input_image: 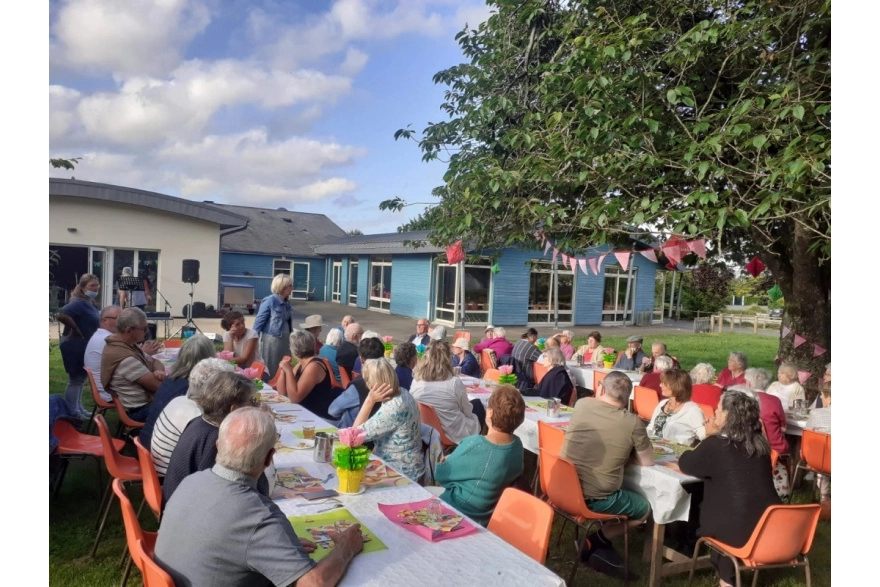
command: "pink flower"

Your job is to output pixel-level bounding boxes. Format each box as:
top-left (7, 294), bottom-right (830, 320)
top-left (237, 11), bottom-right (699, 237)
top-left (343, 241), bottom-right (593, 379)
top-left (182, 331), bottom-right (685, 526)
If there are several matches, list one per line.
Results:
top-left (243, 367), bottom-right (259, 379)
top-left (498, 365), bottom-right (514, 375)
top-left (382, 336), bottom-right (394, 343)
top-left (234, 366), bottom-right (244, 374)
top-left (217, 350), bottom-right (234, 360)
top-left (338, 427), bottom-right (367, 447)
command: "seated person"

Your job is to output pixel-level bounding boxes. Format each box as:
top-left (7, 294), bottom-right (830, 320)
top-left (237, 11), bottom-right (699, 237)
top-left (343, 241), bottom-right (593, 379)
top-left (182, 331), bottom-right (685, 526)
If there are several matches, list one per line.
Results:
top-left (510, 328), bottom-right (542, 388)
top-left (353, 330), bottom-right (382, 373)
top-left (275, 330), bottom-right (343, 421)
top-left (84, 305), bottom-right (126, 403)
top-left (642, 341), bottom-right (680, 372)
top-left (149, 358), bottom-right (234, 476)
top-left (318, 328), bottom-right (344, 383)
top-left (637, 355), bottom-right (674, 401)
top-left (524, 348), bottom-right (574, 405)
top-left (101, 308), bottom-right (167, 422)
top-left (220, 310), bottom-right (265, 371)
top-left (155, 408), bottom-right (363, 586)
top-left (613, 335), bottom-right (648, 371)
top-left (476, 324), bottom-right (495, 346)
top-left (139, 334), bottom-right (216, 449)
top-left (328, 337), bottom-right (387, 429)
top-left (715, 352), bottom-right (748, 389)
top-left (429, 325), bottom-right (448, 342)
top-left (407, 318), bottom-right (432, 346)
top-left (680, 391), bottom-right (780, 587)
top-left (336, 323), bottom-right (364, 374)
top-left (473, 326), bottom-right (514, 359)
top-left (435, 385), bottom-right (526, 526)
top-left (451, 339), bottom-right (480, 377)
top-left (393, 342), bottom-right (418, 390)
top-left (577, 330), bottom-right (607, 365)
top-left (765, 361), bottom-right (806, 409)
top-left (647, 370), bottom-right (706, 445)
top-left (806, 380), bottom-right (831, 515)
top-left (560, 371), bottom-right (654, 578)
top-left (548, 330), bottom-right (576, 360)
top-left (690, 363), bottom-right (722, 408)
top-left (353, 358), bottom-right (425, 482)
top-left (162, 372), bottom-right (265, 508)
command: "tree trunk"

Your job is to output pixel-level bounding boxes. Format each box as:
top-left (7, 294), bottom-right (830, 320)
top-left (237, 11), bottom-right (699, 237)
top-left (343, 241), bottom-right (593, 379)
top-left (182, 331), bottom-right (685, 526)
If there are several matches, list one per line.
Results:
top-left (752, 222), bottom-right (831, 400)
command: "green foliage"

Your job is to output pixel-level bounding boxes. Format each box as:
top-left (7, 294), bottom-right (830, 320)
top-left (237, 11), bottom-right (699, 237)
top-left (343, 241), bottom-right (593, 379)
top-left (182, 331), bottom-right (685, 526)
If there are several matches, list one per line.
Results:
top-left (50, 157), bottom-right (81, 170)
top-left (680, 263), bottom-right (734, 313)
top-left (332, 445), bottom-right (371, 470)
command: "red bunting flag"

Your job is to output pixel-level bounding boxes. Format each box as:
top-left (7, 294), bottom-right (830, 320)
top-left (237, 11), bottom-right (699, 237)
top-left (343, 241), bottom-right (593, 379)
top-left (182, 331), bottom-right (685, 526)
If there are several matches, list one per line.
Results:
top-left (639, 249), bottom-right (658, 263)
top-left (614, 252), bottom-right (630, 271)
top-left (812, 344), bottom-right (827, 357)
top-left (793, 334), bottom-right (807, 348)
top-left (745, 256), bottom-right (765, 278)
top-left (445, 241), bottom-right (466, 264)
top-left (797, 370), bottom-right (811, 384)
top-left (781, 326), bottom-right (791, 338)
top-left (662, 237), bottom-right (690, 265)
top-left (588, 257), bottom-right (598, 275)
top-left (687, 238), bottom-right (707, 259)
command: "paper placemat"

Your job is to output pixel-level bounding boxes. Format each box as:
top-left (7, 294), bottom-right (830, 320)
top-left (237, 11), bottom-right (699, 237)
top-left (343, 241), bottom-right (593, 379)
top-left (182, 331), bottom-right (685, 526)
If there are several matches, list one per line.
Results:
top-left (361, 460), bottom-right (413, 489)
top-left (288, 509), bottom-right (386, 562)
top-left (273, 466), bottom-right (330, 499)
top-left (378, 498), bottom-right (477, 542)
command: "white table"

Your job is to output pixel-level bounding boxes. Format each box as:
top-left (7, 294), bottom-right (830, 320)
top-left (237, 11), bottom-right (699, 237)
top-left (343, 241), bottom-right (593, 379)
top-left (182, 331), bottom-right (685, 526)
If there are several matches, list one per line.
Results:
top-left (564, 362), bottom-right (643, 391)
top-left (264, 392), bottom-right (565, 587)
top-left (785, 412), bottom-right (808, 437)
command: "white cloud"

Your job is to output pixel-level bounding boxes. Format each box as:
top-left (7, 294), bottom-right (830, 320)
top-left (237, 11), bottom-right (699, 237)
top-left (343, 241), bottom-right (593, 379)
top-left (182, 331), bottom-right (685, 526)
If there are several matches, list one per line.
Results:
top-left (339, 48), bottom-right (369, 76)
top-left (50, 0), bottom-right (212, 76)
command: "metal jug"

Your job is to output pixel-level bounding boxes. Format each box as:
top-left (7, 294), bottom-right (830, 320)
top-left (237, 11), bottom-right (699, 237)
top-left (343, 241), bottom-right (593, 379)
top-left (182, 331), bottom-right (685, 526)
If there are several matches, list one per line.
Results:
top-left (313, 432), bottom-right (333, 463)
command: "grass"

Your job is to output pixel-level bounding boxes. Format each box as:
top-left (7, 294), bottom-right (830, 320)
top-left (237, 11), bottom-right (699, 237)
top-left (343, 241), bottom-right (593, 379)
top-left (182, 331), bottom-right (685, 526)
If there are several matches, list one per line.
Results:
top-left (49, 335), bottom-right (829, 587)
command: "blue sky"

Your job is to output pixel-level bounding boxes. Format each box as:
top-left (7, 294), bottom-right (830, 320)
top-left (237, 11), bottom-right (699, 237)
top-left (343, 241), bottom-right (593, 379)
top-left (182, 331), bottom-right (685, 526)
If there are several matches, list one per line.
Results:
top-left (48, 0), bottom-right (493, 233)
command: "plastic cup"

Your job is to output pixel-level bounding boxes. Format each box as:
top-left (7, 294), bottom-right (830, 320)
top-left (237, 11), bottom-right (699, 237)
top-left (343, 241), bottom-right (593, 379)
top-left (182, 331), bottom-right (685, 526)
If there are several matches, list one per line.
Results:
top-left (302, 424), bottom-right (316, 439)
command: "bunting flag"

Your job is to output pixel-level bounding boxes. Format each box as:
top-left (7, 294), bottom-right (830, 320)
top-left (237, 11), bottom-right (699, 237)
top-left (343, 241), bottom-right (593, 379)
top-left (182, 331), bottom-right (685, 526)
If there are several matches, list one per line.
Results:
top-left (445, 240), bottom-right (466, 264)
top-left (782, 326), bottom-right (791, 337)
top-left (797, 370), bottom-right (811, 384)
top-left (793, 334), bottom-right (807, 348)
top-left (578, 258), bottom-right (589, 276)
top-left (588, 257), bottom-right (598, 275)
top-left (561, 254), bottom-right (569, 270)
top-left (543, 239), bottom-right (552, 255)
top-left (687, 238), bottom-right (707, 259)
top-left (552, 247), bottom-right (559, 264)
top-left (639, 249), bottom-right (658, 263)
top-left (614, 252), bottom-right (630, 271)
top-left (812, 344), bottom-right (827, 358)
top-left (745, 256), bottom-right (765, 278)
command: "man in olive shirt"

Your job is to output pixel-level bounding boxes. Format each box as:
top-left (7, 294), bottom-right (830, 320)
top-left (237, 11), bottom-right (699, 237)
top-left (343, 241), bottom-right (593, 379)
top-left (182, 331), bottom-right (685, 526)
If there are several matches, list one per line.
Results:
top-left (560, 370), bottom-right (654, 578)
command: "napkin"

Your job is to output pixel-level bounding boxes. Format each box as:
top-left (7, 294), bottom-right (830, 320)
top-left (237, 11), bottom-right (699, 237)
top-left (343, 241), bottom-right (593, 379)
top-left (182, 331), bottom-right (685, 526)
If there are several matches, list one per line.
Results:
top-left (217, 350), bottom-right (234, 360)
top-left (378, 499), bottom-right (477, 543)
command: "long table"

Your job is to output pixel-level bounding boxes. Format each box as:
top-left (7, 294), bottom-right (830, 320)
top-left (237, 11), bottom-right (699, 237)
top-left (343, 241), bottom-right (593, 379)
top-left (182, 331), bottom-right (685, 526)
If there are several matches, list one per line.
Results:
top-left (564, 362), bottom-right (643, 390)
top-left (263, 390), bottom-right (565, 587)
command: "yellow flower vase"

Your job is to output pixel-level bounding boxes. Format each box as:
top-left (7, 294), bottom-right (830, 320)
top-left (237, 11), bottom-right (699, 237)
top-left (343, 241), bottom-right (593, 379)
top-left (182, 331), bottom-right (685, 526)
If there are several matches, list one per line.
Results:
top-left (603, 361), bottom-right (614, 369)
top-left (337, 467), bottom-right (366, 493)
top-left (384, 349), bottom-right (393, 358)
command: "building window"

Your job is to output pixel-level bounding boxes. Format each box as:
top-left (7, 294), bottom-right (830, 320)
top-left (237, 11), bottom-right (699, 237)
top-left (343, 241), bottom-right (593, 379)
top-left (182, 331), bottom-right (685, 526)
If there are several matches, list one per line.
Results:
top-left (602, 265), bottom-right (637, 324)
top-left (273, 259), bottom-right (292, 276)
top-left (434, 259), bottom-right (492, 325)
top-left (331, 262), bottom-right (342, 303)
top-left (528, 261), bottom-right (574, 324)
top-left (369, 258), bottom-right (392, 311)
top-left (348, 261), bottom-right (358, 305)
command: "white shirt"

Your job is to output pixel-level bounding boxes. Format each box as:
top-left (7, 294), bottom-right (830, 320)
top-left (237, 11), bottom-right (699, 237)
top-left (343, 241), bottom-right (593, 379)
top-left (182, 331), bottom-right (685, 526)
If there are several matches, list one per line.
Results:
top-left (409, 377), bottom-right (480, 444)
top-left (84, 327), bottom-right (113, 402)
top-left (150, 396), bottom-right (201, 476)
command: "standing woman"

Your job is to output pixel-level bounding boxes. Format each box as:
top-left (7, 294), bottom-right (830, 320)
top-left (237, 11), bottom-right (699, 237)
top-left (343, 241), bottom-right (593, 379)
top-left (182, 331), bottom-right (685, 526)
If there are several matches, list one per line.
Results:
top-left (57, 273), bottom-right (101, 417)
top-left (253, 274), bottom-right (294, 380)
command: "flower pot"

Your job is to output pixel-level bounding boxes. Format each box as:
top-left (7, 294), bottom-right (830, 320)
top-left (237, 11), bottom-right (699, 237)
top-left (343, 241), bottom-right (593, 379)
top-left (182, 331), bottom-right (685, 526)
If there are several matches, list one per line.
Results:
top-left (337, 467), bottom-right (365, 493)
top-left (603, 361), bottom-right (614, 369)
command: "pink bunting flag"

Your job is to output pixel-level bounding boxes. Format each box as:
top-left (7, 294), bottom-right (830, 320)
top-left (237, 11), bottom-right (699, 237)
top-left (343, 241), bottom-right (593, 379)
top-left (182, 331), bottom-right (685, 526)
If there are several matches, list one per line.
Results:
top-left (572, 259), bottom-right (578, 275)
top-left (781, 326), bottom-right (791, 338)
top-left (445, 241), bottom-right (466, 264)
top-left (797, 370), bottom-right (811, 384)
top-left (597, 253), bottom-right (608, 269)
top-left (588, 257), bottom-right (598, 275)
top-left (561, 254), bottom-right (569, 269)
top-left (687, 238), bottom-right (707, 259)
top-left (639, 249), bottom-right (658, 263)
top-left (793, 334), bottom-right (807, 348)
top-left (614, 252), bottom-right (630, 271)
top-left (662, 237), bottom-right (690, 265)
top-left (578, 258), bottom-right (589, 276)
top-left (812, 344), bottom-right (827, 357)
top-left (543, 239), bottom-right (552, 255)
top-left (552, 248), bottom-right (559, 264)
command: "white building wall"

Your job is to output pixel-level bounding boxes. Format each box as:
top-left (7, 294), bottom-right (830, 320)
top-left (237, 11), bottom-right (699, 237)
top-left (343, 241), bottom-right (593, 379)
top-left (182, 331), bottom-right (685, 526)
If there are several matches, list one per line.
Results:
top-left (50, 196), bottom-right (222, 314)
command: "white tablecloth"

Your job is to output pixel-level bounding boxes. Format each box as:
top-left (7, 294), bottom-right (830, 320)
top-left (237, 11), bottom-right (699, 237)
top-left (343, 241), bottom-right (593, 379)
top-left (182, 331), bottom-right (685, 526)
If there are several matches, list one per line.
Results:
top-left (785, 412), bottom-right (807, 437)
top-left (564, 362), bottom-right (643, 391)
top-left (265, 393), bottom-right (565, 587)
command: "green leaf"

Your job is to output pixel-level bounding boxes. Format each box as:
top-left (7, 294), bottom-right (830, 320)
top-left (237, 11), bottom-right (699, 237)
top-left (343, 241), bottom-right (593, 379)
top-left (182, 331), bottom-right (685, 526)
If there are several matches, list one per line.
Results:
top-left (697, 161), bottom-right (709, 180)
top-left (792, 105), bottom-right (805, 120)
top-left (666, 89), bottom-right (678, 104)
top-left (464, 213), bottom-right (472, 227)
top-left (752, 135), bottom-right (767, 149)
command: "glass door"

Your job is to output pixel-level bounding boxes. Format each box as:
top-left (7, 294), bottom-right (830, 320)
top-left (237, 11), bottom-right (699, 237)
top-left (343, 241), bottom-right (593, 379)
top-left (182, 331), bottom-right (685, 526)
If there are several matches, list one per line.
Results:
top-left (602, 266), bottom-right (637, 324)
top-left (89, 247), bottom-right (109, 307)
top-left (331, 262), bottom-right (342, 303)
top-left (528, 261), bottom-right (574, 324)
top-left (348, 261), bottom-right (358, 306)
top-left (369, 258), bottom-right (392, 311)
top-left (291, 262), bottom-right (311, 300)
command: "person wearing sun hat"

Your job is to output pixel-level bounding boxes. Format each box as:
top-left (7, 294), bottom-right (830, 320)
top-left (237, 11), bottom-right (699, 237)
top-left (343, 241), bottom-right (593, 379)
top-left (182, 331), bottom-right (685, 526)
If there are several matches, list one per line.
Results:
top-left (451, 339), bottom-right (480, 377)
top-left (300, 315), bottom-right (325, 353)
top-left (614, 335), bottom-right (647, 371)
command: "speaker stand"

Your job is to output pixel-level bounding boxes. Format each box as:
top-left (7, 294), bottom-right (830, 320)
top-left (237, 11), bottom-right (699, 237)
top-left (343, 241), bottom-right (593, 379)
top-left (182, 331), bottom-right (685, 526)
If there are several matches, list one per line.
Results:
top-left (169, 283), bottom-right (202, 339)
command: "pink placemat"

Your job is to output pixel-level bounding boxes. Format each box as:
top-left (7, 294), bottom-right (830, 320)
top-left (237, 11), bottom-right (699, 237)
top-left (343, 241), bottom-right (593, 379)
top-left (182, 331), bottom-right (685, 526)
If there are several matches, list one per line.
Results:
top-left (378, 498), bottom-right (477, 542)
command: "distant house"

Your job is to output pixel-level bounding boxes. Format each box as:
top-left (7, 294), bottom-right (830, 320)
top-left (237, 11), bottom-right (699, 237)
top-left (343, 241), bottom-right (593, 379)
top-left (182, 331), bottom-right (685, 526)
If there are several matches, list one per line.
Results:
top-left (211, 204), bottom-right (347, 304)
top-left (314, 231), bottom-right (664, 327)
top-left (49, 178), bottom-right (247, 313)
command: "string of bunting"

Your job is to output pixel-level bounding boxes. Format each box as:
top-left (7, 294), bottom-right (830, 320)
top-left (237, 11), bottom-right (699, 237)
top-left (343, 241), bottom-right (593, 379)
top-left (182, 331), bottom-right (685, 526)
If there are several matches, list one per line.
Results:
top-left (777, 326), bottom-right (828, 384)
top-left (534, 231), bottom-right (708, 276)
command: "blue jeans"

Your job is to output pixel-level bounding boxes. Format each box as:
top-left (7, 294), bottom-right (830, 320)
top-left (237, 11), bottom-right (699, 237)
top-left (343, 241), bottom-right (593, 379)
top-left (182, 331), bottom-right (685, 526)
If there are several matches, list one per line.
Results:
top-left (63, 373), bottom-right (87, 416)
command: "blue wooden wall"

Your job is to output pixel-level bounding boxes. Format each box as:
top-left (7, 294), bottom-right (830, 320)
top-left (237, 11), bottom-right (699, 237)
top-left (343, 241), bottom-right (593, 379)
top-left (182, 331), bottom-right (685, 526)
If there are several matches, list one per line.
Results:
top-left (389, 254), bottom-right (434, 319)
top-left (220, 252), bottom-right (328, 301)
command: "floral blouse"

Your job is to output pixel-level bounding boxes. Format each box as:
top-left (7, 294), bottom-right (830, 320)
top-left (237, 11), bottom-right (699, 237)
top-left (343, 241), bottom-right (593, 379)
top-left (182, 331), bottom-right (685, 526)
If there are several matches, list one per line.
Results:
top-left (357, 389), bottom-right (425, 482)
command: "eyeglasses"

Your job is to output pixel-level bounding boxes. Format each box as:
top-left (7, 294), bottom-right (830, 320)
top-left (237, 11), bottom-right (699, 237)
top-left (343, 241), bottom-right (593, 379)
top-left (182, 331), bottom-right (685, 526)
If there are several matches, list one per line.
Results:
top-left (130, 326), bottom-right (147, 332)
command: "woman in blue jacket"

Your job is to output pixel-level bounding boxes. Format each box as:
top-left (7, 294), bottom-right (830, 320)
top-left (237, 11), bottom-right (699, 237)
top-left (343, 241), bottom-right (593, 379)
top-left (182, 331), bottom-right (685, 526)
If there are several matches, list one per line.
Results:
top-left (451, 339), bottom-right (480, 377)
top-left (253, 274), bottom-right (294, 380)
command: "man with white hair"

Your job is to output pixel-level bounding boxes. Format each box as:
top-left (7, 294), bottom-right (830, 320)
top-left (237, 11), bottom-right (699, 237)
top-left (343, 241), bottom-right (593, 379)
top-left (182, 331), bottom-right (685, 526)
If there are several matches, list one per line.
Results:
top-left (336, 315), bottom-right (355, 338)
top-left (337, 322), bottom-right (364, 374)
top-left (643, 341), bottom-right (680, 373)
top-left (155, 407), bottom-right (363, 585)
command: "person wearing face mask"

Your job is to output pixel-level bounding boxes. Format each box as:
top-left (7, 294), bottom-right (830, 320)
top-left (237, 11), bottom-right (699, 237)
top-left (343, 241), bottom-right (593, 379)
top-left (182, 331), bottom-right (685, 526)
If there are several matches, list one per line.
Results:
top-left (57, 273), bottom-right (102, 418)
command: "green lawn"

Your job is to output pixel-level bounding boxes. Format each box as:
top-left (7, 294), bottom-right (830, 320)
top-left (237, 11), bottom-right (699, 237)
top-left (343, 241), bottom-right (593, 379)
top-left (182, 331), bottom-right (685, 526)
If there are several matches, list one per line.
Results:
top-left (49, 334), bottom-right (829, 587)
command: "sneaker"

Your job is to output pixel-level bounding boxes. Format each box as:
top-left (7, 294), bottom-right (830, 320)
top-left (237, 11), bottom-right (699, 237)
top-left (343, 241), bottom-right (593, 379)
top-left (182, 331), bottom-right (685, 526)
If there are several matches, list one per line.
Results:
top-left (587, 547), bottom-right (640, 581)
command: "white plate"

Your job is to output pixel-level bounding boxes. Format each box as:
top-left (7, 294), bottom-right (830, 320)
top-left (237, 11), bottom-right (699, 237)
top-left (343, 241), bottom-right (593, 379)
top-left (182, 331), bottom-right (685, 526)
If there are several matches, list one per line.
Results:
top-left (337, 486), bottom-right (366, 496)
top-left (291, 439), bottom-right (315, 450)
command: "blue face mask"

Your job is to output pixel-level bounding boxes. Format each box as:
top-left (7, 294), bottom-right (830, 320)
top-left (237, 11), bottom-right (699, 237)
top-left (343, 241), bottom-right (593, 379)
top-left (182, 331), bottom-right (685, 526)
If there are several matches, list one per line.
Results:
top-left (85, 290), bottom-right (99, 298)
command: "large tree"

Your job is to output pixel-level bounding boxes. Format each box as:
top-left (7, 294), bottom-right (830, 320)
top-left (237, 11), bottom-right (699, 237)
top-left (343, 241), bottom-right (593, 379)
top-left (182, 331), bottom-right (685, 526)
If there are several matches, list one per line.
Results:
top-left (385, 0), bottom-right (830, 391)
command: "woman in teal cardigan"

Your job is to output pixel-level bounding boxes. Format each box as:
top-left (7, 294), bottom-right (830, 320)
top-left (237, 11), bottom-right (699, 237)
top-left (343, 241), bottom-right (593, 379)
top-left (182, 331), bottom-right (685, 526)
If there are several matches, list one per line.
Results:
top-left (434, 385), bottom-right (526, 526)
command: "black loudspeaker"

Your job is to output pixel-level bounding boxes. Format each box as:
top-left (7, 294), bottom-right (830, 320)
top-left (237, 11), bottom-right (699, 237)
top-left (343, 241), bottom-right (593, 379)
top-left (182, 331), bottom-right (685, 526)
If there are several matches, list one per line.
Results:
top-left (182, 259), bottom-right (200, 284)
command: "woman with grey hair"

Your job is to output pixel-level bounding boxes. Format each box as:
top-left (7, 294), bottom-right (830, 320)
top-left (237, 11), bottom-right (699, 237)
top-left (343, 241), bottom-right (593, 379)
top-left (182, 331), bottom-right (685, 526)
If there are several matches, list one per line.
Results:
top-left (549, 330), bottom-right (576, 359)
top-left (139, 334), bottom-right (217, 449)
top-left (276, 329), bottom-right (342, 420)
top-left (531, 347), bottom-right (575, 405)
top-left (429, 325), bottom-right (448, 342)
top-left (716, 351), bottom-right (748, 389)
top-left (639, 354), bottom-right (674, 399)
top-left (690, 363), bottom-right (721, 407)
top-left (148, 358), bottom-right (235, 475)
top-left (253, 273), bottom-right (294, 380)
top-left (319, 328), bottom-right (344, 382)
top-left (766, 361), bottom-right (806, 409)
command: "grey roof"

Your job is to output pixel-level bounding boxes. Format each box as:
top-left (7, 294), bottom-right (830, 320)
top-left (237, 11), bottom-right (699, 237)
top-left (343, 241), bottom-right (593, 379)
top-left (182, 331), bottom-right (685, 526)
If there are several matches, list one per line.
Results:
top-left (313, 230), bottom-right (446, 255)
top-left (50, 178), bottom-right (249, 229)
top-left (210, 204), bottom-right (347, 257)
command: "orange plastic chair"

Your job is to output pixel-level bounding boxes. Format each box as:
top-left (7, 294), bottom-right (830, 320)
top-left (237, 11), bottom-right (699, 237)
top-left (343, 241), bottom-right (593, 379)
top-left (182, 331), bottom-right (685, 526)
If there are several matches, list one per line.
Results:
top-left (161, 339), bottom-right (182, 348)
top-left (51, 419), bottom-right (123, 498)
top-left (633, 385), bottom-right (660, 422)
top-left (793, 429), bottom-right (831, 494)
top-left (133, 437), bottom-right (162, 520)
top-left (453, 331), bottom-right (472, 345)
top-left (133, 538), bottom-right (174, 587)
top-left (488, 488), bottom-right (555, 564)
top-left (592, 370), bottom-right (608, 393)
top-left (316, 357), bottom-right (345, 389)
top-left (267, 356), bottom-right (290, 388)
top-left (337, 364), bottom-right (352, 387)
top-left (483, 368), bottom-right (502, 383)
top-left (480, 349), bottom-right (498, 373)
top-left (533, 361), bottom-right (549, 385)
top-left (696, 402), bottom-right (715, 421)
top-left (91, 414), bottom-right (143, 558)
top-left (108, 392), bottom-right (146, 438)
top-left (249, 362), bottom-right (266, 380)
top-left (417, 402), bottom-right (457, 451)
top-left (770, 449), bottom-right (780, 471)
top-left (540, 449), bottom-right (629, 586)
top-left (533, 421), bottom-right (566, 495)
top-left (113, 479), bottom-right (158, 587)
top-left (688, 504), bottom-right (821, 587)
top-left (84, 366), bottom-right (116, 434)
